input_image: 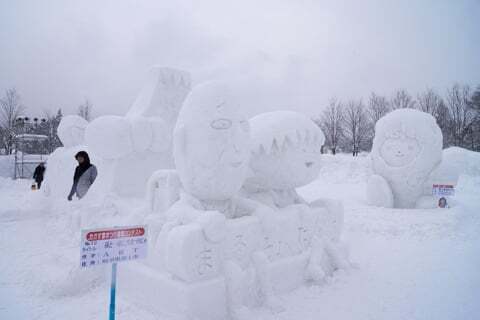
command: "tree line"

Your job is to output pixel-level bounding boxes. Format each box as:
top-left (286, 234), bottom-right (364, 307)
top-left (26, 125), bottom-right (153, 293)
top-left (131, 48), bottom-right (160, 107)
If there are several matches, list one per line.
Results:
top-left (0, 88), bottom-right (93, 155)
top-left (314, 84), bottom-right (480, 155)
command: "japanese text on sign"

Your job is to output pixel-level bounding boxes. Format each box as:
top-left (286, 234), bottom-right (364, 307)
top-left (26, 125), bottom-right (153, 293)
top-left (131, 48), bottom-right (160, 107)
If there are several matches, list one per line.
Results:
top-left (432, 184), bottom-right (455, 197)
top-left (80, 225), bottom-right (148, 268)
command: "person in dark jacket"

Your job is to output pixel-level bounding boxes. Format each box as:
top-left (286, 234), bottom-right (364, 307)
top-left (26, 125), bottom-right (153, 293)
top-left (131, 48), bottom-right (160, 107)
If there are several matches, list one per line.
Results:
top-left (68, 151), bottom-right (97, 201)
top-left (33, 162), bottom-right (46, 189)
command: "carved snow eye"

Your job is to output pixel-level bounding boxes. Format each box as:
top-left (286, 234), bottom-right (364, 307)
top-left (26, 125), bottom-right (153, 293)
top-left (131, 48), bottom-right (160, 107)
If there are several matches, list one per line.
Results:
top-left (210, 118), bottom-right (232, 130)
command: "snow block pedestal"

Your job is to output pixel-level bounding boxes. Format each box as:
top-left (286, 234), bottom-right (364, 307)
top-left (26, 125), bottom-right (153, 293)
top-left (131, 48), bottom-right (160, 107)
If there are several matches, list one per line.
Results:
top-left (118, 262), bottom-right (227, 320)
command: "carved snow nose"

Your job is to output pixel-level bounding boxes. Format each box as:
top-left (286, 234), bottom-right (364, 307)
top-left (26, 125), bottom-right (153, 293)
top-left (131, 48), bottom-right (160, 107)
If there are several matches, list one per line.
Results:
top-left (305, 161), bottom-right (314, 168)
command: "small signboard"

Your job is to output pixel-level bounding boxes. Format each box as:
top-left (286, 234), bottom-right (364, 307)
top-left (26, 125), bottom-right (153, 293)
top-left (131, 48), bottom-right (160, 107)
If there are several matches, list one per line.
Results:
top-left (432, 184), bottom-right (455, 197)
top-left (80, 225), bottom-right (148, 268)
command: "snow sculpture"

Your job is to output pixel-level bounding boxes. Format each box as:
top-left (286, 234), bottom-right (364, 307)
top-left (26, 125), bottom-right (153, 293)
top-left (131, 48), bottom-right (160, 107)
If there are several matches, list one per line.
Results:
top-left (242, 111), bottom-right (347, 281)
top-left (85, 67), bottom-right (191, 197)
top-left (43, 115), bottom-right (92, 198)
top-left (367, 109), bottom-right (446, 208)
top-left (123, 81), bottom-right (285, 319)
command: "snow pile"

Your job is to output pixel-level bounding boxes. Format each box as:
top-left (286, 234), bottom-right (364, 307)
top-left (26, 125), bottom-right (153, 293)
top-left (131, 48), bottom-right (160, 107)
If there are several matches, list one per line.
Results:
top-left (85, 66), bottom-right (191, 197)
top-left (442, 147), bottom-right (480, 177)
top-left (367, 109), bottom-right (446, 208)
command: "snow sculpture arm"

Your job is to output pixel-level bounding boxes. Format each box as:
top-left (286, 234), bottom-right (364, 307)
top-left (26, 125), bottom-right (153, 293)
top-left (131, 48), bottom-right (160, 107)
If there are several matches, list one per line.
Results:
top-left (85, 115), bottom-right (169, 159)
top-left (366, 174), bottom-right (394, 208)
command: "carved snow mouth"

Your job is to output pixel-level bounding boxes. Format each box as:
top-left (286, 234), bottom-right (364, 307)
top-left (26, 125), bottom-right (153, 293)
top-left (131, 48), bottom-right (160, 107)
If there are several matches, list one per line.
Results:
top-left (230, 161), bottom-right (243, 168)
top-left (305, 161), bottom-right (314, 168)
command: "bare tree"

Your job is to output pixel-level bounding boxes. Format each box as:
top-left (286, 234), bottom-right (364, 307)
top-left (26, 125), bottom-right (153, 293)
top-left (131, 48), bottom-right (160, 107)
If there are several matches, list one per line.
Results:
top-left (78, 98), bottom-right (93, 121)
top-left (391, 89), bottom-right (416, 110)
top-left (318, 98), bottom-right (344, 155)
top-left (0, 88), bottom-right (25, 154)
top-left (343, 99), bottom-right (369, 156)
top-left (367, 92), bottom-right (390, 124)
top-left (416, 88), bottom-right (443, 117)
top-left (445, 84), bottom-right (476, 148)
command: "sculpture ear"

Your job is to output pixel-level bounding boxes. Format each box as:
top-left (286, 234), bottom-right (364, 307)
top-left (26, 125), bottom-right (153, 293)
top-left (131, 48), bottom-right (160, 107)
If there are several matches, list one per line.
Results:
top-left (173, 124), bottom-right (186, 160)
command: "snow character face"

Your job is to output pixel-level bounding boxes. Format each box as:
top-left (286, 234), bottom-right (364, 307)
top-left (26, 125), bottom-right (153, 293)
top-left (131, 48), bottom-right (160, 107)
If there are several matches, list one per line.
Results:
top-left (245, 111), bottom-right (325, 190)
top-left (173, 81), bottom-right (251, 201)
top-left (57, 115), bottom-right (89, 147)
top-left (380, 135), bottom-right (421, 167)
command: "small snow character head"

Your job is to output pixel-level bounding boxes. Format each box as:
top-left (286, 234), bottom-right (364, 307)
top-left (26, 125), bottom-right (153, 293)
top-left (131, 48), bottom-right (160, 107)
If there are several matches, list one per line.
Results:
top-left (57, 115), bottom-right (89, 148)
top-left (244, 111), bottom-right (325, 191)
top-left (372, 109), bottom-right (442, 171)
top-left (173, 81), bottom-right (251, 201)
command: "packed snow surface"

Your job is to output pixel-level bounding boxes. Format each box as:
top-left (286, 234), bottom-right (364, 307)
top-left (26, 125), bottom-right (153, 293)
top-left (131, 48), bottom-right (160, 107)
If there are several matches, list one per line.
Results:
top-left (1, 150), bottom-right (479, 320)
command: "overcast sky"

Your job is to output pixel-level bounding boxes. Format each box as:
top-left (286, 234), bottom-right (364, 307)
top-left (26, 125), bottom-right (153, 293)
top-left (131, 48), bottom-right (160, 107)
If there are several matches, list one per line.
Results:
top-left (0, 0), bottom-right (479, 118)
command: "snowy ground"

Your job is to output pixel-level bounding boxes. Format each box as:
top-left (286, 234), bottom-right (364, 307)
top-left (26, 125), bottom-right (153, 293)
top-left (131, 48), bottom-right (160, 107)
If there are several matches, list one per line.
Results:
top-left (1, 153), bottom-right (479, 320)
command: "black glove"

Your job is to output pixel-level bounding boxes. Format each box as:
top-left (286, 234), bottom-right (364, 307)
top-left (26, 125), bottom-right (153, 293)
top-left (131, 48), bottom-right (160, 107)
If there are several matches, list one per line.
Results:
top-left (68, 195), bottom-right (73, 201)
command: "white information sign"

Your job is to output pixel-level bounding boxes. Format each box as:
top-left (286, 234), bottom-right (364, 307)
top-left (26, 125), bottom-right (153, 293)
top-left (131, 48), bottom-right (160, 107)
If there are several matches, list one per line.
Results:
top-left (432, 184), bottom-right (455, 197)
top-left (80, 225), bottom-right (148, 268)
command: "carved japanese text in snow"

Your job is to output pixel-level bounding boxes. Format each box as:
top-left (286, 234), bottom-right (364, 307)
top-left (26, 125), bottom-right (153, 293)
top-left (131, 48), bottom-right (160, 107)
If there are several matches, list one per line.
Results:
top-left (367, 109), bottom-right (444, 208)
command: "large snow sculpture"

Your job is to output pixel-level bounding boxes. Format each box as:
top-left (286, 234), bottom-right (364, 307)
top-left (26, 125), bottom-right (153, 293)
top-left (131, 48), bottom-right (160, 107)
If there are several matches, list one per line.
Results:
top-left (85, 67), bottom-right (191, 197)
top-left (123, 81), bottom-right (290, 319)
top-left (43, 115), bottom-right (91, 198)
top-left (367, 109), bottom-right (448, 208)
top-left (125, 96), bottom-right (350, 320)
top-left (242, 111), bottom-right (347, 280)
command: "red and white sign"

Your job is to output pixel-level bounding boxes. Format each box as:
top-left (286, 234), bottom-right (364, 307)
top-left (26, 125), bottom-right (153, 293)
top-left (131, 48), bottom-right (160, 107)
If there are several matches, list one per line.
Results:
top-left (432, 184), bottom-right (455, 197)
top-left (80, 225), bottom-right (148, 268)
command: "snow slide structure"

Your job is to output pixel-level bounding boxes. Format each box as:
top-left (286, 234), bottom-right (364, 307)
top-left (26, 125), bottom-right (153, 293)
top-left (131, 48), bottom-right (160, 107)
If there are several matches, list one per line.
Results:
top-left (121, 83), bottom-right (348, 319)
top-left (367, 109), bottom-right (460, 208)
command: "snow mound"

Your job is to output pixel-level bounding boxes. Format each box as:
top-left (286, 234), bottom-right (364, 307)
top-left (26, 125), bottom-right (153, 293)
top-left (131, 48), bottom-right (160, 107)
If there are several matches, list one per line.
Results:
top-left (442, 147), bottom-right (480, 177)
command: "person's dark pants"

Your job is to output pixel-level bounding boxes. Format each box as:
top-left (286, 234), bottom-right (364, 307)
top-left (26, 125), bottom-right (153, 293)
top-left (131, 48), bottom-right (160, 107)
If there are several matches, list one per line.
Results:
top-left (36, 180), bottom-right (42, 189)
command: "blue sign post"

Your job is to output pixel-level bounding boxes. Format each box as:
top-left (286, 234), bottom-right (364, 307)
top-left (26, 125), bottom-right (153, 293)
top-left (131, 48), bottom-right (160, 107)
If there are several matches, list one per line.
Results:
top-left (109, 263), bottom-right (117, 320)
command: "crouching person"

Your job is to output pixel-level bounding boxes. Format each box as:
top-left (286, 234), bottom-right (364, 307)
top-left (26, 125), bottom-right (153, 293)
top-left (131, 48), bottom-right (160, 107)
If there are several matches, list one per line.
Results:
top-left (68, 151), bottom-right (97, 201)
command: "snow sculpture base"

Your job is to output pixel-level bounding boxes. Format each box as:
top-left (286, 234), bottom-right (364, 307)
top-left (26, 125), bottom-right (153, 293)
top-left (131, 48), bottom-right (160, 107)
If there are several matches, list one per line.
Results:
top-left (119, 262), bottom-right (227, 320)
